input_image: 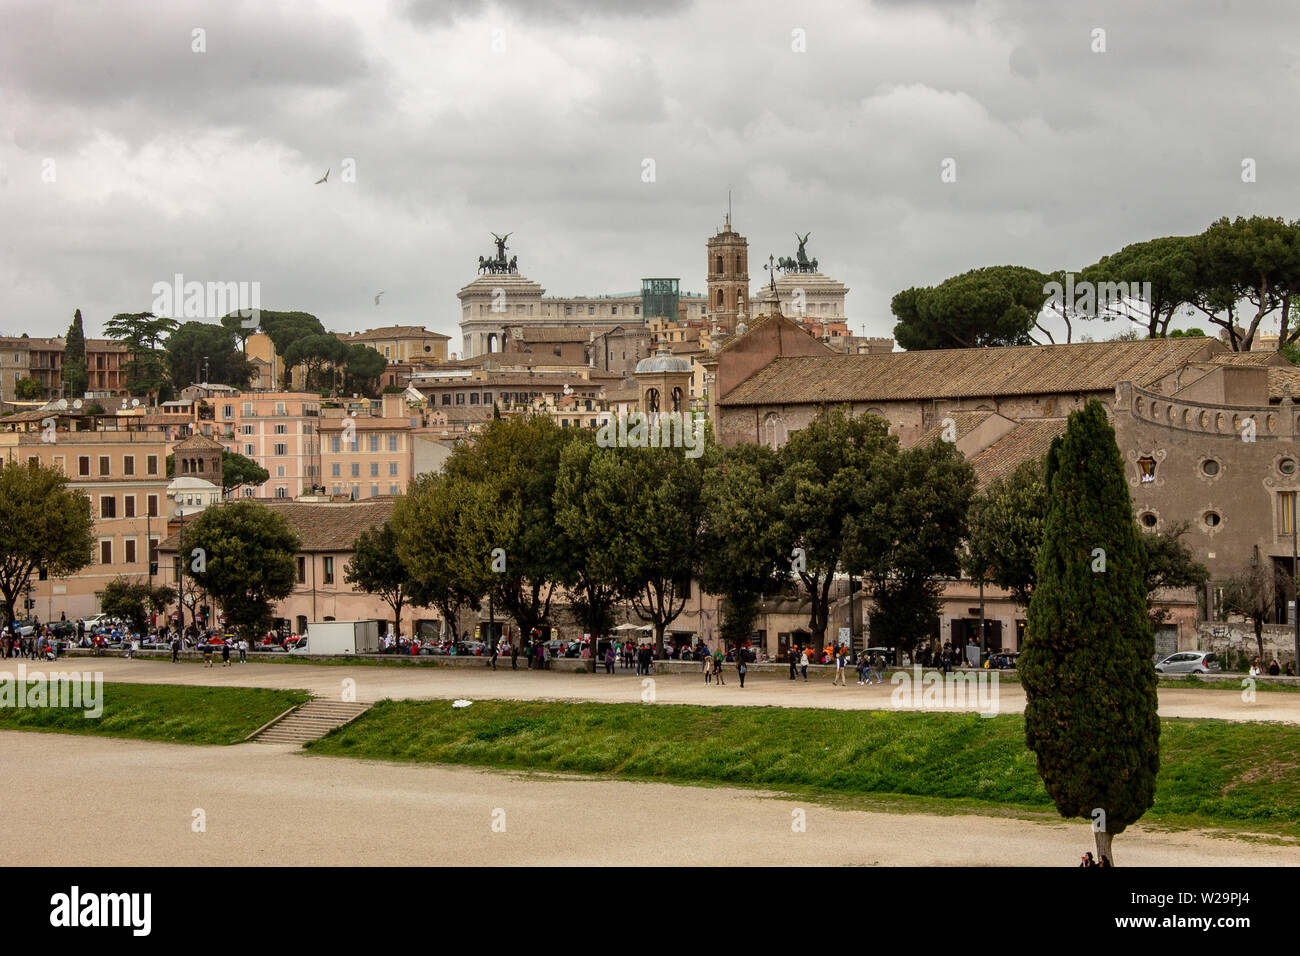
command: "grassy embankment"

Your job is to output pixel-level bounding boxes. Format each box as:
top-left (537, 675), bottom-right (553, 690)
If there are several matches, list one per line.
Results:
top-left (306, 697), bottom-right (1300, 836)
top-left (0, 682), bottom-right (310, 744)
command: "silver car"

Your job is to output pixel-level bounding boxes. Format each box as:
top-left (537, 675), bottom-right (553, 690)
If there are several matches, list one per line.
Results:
top-left (1155, 651), bottom-right (1221, 675)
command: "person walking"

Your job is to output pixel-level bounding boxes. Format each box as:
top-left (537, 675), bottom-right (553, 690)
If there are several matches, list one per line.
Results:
top-left (713, 646), bottom-right (726, 686)
top-left (490, 641), bottom-right (499, 671)
top-left (832, 647), bottom-right (847, 686)
top-left (203, 642), bottom-right (214, 668)
top-left (799, 647), bottom-right (809, 681)
top-left (171, 635), bottom-right (180, 663)
top-left (704, 652), bottom-right (713, 684)
top-left (789, 647), bottom-right (798, 680)
top-left (857, 652), bottom-right (869, 685)
top-left (736, 646), bottom-right (748, 688)
top-left (238, 638), bottom-right (248, 663)
top-left (605, 645), bottom-right (616, 674)
top-left (221, 639), bottom-right (231, 668)
top-left (510, 640), bottom-right (519, 671)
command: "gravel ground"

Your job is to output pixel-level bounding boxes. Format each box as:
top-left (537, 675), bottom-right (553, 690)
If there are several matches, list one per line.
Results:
top-left (2, 731), bottom-right (1295, 867)
top-left (56, 657), bottom-right (1300, 724)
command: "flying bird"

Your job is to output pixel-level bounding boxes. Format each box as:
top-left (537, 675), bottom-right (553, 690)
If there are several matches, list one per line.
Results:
top-left (374, 292), bottom-right (385, 306)
top-left (315, 169), bottom-right (329, 184)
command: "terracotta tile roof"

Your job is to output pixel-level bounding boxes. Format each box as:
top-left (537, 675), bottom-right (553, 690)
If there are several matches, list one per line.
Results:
top-left (912, 410), bottom-right (995, 446)
top-left (174, 433), bottom-right (225, 451)
top-left (965, 418), bottom-right (1066, 487)
top-left (1267, 365), bottom-right (1300, 400)
top-left (340, 326), bottom-right (450, 341)
top-left (719, 337), bottom-right (1221, 406)
top-left (158, 497), bottom-right (395, 553)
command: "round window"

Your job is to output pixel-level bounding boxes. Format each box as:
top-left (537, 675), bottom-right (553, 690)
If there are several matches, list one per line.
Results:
top-left (1203, 511), bottom-right (1222, 528)
top-left (1280, 459), bottom-right (1297, 476)
top-left (1201, 459), bottom-right (1220, 476)
top-left (1140, 512), bottom-right (1158, 528)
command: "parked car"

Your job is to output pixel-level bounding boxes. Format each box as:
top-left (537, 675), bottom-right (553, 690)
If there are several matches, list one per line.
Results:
top-left (9, 620), bottom-right (37, 637)
top-left (1155, 651), bottom-right (1221, 675)
top-left (255, 640), bottom-right (288, 653)
top-left (83, 614), bottom-right (123, 631)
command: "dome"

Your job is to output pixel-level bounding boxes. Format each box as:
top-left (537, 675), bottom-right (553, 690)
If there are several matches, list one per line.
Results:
top-left (635, 352), bottom-right (691, 374)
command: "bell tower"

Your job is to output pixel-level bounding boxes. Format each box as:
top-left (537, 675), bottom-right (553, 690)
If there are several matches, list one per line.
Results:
top-left (706, 208), bottom-right (749, 334)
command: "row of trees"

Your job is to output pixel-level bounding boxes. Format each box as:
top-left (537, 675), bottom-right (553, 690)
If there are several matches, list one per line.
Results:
top-left (372, 412), bottom-right (979, 665)
top-left (893, 215), bottom-right (1300, 353)
top-left (53, 308), bottom-right (388, 404)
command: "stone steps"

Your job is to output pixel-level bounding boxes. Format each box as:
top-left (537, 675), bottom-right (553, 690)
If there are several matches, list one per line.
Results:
top-left (251, 699), bottom-right (371, 746)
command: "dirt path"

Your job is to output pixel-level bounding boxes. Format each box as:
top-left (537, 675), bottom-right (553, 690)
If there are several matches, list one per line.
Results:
top-left (1, 731), bottom-right (1292, 867)
top-left (55, 657), bottom-right (1300, 724)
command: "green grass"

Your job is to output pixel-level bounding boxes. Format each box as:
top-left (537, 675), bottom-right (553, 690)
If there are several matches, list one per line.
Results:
top-left (306, 698), bottom-right (1300, 835)
top-left (0, 682), bottom-right (310, 745)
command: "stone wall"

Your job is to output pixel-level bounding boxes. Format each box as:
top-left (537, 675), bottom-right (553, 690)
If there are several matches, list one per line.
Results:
top-left (1197, 621), bottom-right (1298, 667)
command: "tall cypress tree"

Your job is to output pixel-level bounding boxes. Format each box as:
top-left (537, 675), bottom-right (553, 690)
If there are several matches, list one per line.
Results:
top-left (1020, 399), bottom-right (1159, 864)
top-left (62, 309), bottom-right (88, 399)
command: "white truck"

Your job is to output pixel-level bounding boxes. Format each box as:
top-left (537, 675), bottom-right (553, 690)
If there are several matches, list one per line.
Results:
top-left (291, 620), bottom-right (382, 656)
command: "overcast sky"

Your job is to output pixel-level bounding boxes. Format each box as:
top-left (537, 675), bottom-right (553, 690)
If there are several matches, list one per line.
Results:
top-left (1, 0), bottom-right (1293, 350)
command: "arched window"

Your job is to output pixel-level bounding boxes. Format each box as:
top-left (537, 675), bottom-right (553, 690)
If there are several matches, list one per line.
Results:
top-left (762, 413), bottom-right (787, 449)
top-left (645, 388), bottom-right (660, 413)
top-left (671, 386), bottom-right (683, 412)
top-left (716, 289), bottom-right (724, 308)
top-left (715, 255), bottom-right (723, 273)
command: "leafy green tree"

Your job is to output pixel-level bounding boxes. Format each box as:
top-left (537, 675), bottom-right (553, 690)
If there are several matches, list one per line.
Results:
top-left (0, 461), bottom-right (95, 629)
top-left (892, 265), bottom-right (1053, 350)
top-left (772, 409), bottom-right (896, 647)
top-left (62, 309), bottom-right (88, 398)
top-left (218, 450), bottom-right (270, 495)
top-left (1143, 521), bottom-right (1208, 626)
top-left (1077, 236), bottom-right (1201, 339)
top-left (342, 343), bottom-right (387, 397)
top-left (220, 311), bottom-right (258, 353)
top-left (345, 521), bottom-right (425, 640)
top-left (252, 311), bottom-right (328, 389)
top-left (165, 321), bottom-right (253, 390)
top-left (623, 443), bottom-right (713, 652)
top-left (104, 312), bottom-right (178, 402)
top-left (179, 501), bottom-right (299, 640)
top-left (283, 334), bottom-right (348, 392)
top-left (101, 577), bottom-right (176, 635)
top-left (699, 442), bottom-right (788, 652)
top-left (553, 436), bottom-right (630, 664)
top-left (447, 416), bottom-right (576, 644)
top-left (393, 472), bottom-right (488, 641)
top-left (1189, 216), bottom-right (1300, 350)
top-left (1021, 400), bottom-right (1159, 864)
top-left (966, 459), bottom-right (1048, 607)
top-left (13, 377), bottom-right (41, 400)
top-left (849, 439), bottom-right (976, 653)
